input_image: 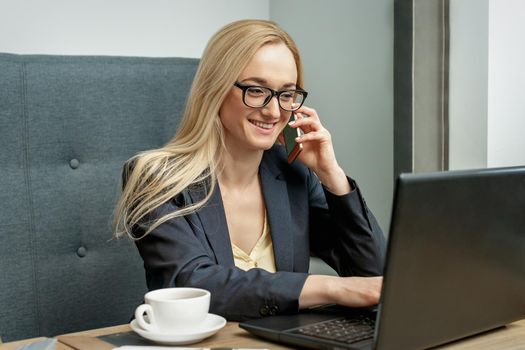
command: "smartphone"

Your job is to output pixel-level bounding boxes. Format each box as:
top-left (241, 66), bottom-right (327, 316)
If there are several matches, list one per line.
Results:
top-left (282, 112), bottom-right (303, 164)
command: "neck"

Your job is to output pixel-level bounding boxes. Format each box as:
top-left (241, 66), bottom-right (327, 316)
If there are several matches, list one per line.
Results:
top-left (218, 145), bottom-right (264, 190)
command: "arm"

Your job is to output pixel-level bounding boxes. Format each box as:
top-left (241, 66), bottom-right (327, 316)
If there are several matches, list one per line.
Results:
top-left (298, 174), bottom-right (386, 309)
top-left (285, 105), bottom-right (386, 308)
top-left (134, 199), bottom-right (309, 321)
top-left (308, 172), bottom-right (387, 276)
top-left (288, 105), bottom-right (386, 276)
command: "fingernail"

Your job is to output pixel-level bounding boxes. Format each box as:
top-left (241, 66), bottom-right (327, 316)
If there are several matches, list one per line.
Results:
top-left (288, 120), bottom-right (296, 125)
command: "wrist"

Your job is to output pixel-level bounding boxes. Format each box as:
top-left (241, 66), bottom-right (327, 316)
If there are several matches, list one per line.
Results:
top-left (316, 166), bottom-right (351, 195)
top-left (325, 275), bottom-right (341, 304)
top-left (299, 275), bottom-right (338, 309)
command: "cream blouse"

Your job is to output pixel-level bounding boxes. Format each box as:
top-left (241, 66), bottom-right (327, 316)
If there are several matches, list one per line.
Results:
top-left (231, 210), bottom-right (276, 273)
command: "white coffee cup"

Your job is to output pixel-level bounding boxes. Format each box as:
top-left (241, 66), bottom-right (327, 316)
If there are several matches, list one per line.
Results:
top-left (134, 287), bottom-right (210, 333)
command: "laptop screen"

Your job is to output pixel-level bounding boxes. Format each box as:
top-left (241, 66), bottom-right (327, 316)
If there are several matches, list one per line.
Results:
top-left (375, 166), bottom-right (525, 349)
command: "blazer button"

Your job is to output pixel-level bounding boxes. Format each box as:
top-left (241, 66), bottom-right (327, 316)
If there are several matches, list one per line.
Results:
top-left (259, 305), bottom-right (270, 316)
top-left (77, 246), bottom-right (87, 257)
top-left (69, 159), bottom-right (80, 169)
top-left (269, 306), bottom-right (279, 315)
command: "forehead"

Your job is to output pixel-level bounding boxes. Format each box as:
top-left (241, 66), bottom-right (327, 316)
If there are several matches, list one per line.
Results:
top-left (238, 43), bottom-right (297, 87)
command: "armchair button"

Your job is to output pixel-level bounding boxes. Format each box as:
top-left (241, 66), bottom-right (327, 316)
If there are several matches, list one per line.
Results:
top-left (69, 159), bottom-right (80, 169)
top-left (77, 246), bottom-right (87, 257)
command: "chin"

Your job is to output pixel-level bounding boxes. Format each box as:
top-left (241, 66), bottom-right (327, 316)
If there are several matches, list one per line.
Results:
top-left (251, 140), bottom-right (277, 151)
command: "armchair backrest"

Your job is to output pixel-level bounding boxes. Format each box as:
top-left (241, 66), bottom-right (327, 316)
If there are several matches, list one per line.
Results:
top-left (0, 53), bottom-right (198, 341)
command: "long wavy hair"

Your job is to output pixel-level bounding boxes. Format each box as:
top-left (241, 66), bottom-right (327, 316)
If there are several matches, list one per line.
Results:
top-left (113, 19), bottom-right (304, 239)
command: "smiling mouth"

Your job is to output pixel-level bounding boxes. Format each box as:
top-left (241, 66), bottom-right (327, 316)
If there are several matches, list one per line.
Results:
top-left (249, 119), bottom-right (275, 130)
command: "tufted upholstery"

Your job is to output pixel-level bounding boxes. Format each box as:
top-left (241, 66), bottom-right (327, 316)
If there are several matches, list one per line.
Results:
top-left (0, 53), bottom-right (199, 341)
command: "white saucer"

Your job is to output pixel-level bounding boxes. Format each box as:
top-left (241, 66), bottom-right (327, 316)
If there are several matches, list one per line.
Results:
top-left (130, 313), bottom-right (226, 345)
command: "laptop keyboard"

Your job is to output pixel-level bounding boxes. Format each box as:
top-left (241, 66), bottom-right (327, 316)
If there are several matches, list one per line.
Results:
top-left (293, 316), bottom-right (375, 344)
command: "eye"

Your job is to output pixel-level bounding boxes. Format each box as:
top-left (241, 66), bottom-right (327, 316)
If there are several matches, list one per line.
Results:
top-left (246, 87), bottom-right (267, 96)
top-left (279, 91), bottom-right (295, 101)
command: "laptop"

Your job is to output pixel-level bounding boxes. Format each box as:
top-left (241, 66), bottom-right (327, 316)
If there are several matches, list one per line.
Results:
top-left (240, 166), bottom-right (525, 349)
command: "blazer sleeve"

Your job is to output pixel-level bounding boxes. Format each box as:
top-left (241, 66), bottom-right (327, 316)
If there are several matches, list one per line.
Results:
top-left (134, 199), bottom-right (309, 321)
top-left (307, 170), bottom-right (387, 276)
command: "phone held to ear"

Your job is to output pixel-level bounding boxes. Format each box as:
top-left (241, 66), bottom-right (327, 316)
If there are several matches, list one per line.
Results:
top-left (282, 112), bottom-right (303, 164)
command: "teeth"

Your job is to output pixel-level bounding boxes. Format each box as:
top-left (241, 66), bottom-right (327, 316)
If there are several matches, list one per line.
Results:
top-left (250, 120), bottom-right (274, 129)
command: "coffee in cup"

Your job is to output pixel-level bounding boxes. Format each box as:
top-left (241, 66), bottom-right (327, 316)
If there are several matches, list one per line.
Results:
top-left (134, 287), bottom-right (210, 333)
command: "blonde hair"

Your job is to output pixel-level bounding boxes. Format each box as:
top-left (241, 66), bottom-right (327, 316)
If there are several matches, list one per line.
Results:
top-left (113, 19), bottom-right (304, 239)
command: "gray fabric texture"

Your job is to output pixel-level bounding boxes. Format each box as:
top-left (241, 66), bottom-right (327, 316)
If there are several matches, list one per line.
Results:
top-left (0, 52), bottom-right (199, 341)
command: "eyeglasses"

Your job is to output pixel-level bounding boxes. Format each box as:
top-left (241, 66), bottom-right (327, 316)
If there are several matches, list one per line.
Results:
top-left (234, 82), bottom-right (308, 112)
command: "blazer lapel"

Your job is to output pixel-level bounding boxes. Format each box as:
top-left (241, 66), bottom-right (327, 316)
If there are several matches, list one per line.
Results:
top-left (260, 153), bottom-right (294, 271)
top-left (188, 183), bottom-right (235, 267)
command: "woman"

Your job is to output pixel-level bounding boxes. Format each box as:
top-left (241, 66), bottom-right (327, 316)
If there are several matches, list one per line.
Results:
top-left (114, 19), bottom-right (386, 321)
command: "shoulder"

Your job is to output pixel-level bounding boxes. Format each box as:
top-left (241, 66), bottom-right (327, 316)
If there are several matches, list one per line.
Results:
top-left (121, 154), bottom-right (194, 209)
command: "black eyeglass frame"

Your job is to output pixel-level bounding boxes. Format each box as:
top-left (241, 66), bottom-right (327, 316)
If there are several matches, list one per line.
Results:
top-left (234, 82), bottom-right (308, 111)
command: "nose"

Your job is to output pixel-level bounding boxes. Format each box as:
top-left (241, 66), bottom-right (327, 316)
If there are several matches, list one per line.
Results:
top-left (262, 96), bottom-right (281, 119)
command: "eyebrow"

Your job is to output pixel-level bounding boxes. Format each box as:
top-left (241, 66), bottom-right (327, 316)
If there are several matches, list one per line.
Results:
top-left (240, 77), bottom-right (297, 89)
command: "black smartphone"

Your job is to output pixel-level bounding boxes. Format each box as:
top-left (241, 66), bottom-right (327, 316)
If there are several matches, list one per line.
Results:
top-left (282, 112), bottom-right (303, 164)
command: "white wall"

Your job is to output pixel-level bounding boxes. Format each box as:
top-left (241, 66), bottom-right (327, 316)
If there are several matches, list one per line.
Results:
top-left (487, 0), bottom-right (525, 167)
top-left (449, 0), bottom-right (525, 169)
top-left (270, 0), bottom-right (393, 274)
top-left (448, 0), bottom-right (488, 170)
top-left (0, 0), bottom-right (269, 57)
top-left (271, 0), bottom-right (394, 232)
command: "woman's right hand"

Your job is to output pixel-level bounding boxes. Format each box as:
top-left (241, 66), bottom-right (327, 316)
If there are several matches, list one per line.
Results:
top-left (299, 275), bottom-right (383, 309)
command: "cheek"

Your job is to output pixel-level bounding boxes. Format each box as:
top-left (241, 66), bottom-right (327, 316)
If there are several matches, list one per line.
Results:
top-left (219, 95), bottom-right (237, 124)
top-left (219, 92), bottom-right (248, 122)
top-left (279, 110), bottom-right (292, 125)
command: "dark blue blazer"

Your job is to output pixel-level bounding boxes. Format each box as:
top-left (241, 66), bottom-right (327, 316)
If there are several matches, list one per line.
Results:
top-left (132, 145), bottom-right (386, 321)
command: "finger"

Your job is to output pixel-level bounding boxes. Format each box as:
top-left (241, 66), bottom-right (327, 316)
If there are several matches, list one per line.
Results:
top-left (289, 116), bottom-right (322, 131)
top-left (295, 106), bottom-right (320, 120)
top-left (296, 130), bottom-right (330, 143)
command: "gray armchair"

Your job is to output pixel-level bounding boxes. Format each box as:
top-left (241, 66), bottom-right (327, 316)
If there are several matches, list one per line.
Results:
top-left (0, 53), bottom-right (198, 341)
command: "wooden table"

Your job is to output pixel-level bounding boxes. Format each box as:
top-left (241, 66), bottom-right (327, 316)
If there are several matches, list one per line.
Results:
top-left (2, 319), bottom-right (525, 350)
